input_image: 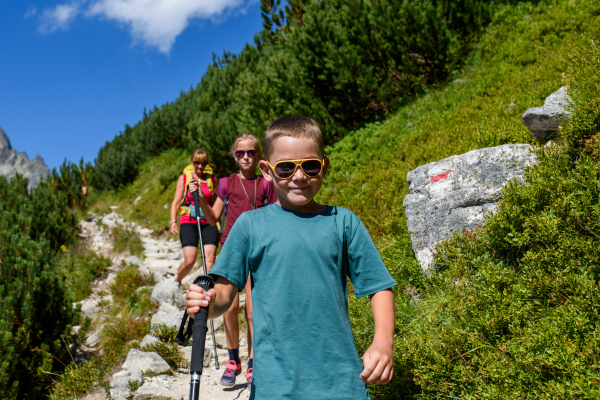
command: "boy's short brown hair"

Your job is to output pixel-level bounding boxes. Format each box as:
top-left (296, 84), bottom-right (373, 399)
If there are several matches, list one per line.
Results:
top-left (265, 116), bottom-right (324, 159)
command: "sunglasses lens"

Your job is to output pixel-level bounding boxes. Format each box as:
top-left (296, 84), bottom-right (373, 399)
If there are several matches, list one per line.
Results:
top-left (275, 162), bottom-right (297, 178)
top-left (247, 150), bottom-right (257, 157)
top-left (301, 160), bottom-right (322, 176)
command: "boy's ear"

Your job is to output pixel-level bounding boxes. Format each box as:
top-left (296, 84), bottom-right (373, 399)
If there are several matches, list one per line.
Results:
top-left (321, 156), bottom-right (330, 179)
top-left (258, 160), bottom-right (273, 183)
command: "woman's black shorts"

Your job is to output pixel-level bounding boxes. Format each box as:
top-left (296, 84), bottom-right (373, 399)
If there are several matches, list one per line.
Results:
top-left (180, 223), bottom-right (219, 248)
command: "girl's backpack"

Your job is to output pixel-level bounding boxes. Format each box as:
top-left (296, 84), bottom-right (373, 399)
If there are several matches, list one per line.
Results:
top-left (218, 176), bottom-right (271, 234)
top-left (179, 164), bottom-right (216, 221)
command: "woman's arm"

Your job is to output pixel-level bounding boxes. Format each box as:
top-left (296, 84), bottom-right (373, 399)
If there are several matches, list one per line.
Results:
top-left (169, 175), bottom-right (185, 235)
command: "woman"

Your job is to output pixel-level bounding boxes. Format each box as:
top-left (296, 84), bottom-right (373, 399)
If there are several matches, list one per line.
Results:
top-left (170, 148), bottom-right (219, 285)
top-left (195, 133), bottom-right (277, 389)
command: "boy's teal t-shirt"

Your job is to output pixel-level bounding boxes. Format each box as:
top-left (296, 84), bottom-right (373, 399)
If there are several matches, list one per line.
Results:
top-left (210, 204), bottom-right (396, 400)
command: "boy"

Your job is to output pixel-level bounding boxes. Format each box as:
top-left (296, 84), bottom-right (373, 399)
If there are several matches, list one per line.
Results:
top-left (185, 116), bottom-right (396, 399)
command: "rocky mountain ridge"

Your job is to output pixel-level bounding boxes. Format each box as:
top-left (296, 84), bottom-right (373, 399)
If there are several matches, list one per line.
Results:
top-left (0, 126), bottom-right (50, 189)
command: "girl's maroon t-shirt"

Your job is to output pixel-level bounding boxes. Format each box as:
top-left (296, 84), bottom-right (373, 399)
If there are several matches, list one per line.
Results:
top-left (216, 174), bottom-right (278, 244)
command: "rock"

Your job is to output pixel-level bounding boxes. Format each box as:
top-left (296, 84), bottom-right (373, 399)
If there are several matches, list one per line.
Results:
top-left (110, 369), bottom-right (143, 400)
top-left (151, 303), bottom-right (184, 333)
top-left (0, 126), bottom-right (50, 190)
top-left (122, 348), bottom-right (171, 375)
top-left (140, 335), bottom-right (160, 349)
top-left (80, 385), bottom-right (109, 400)
top-left (85, 323), bottom-right (107, 347)
top-left (126, 255), bottom-right (146, 269)
top-left (522, 86), bottom-right (571, 140)
top-left (403, 144), bottom-right (537, 272)
top-left (151, 281), bottom-right (185, 309)
top-left (180, 268), bottom-right (202, 291)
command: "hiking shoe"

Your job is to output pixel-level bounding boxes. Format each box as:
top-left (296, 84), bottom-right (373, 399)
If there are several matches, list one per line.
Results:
top-left (220, 360), bottom-right (241, 387)
top-left (245, 367), bottom-right (253, 388)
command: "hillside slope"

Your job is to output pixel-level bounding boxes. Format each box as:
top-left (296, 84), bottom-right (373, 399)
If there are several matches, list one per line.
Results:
top-left (76, 1), bottom-right (600, 399)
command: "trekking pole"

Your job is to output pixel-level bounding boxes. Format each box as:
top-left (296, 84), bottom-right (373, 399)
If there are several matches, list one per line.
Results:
top-left (192, 185), bottom-right (220, 370)
top-left (188, 274), bottom-right (215, 400)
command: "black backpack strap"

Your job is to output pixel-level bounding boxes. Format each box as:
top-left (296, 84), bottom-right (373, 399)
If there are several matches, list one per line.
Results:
top-left (175, 309), bottom-right (193, 345)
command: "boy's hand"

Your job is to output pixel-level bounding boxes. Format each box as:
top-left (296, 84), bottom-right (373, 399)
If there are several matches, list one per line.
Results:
top-left (184, 283), bottom-right (216, 318)
top-left (360, 340), bottom-right (394, 385)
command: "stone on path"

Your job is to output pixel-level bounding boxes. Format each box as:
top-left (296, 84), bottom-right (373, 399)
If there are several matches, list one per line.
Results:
top-left (151, 280), bottom-right (186, 309)
top-left (151, 303), bottom-right (184, 333)
top-left (522, 86), bottom-right (571, 140)
top-left (403, 144), bottom-right (537, 272)
top-left (140, 335), bottom-right (160, 349)
top-left (121, 348), bottom-right (171, 374)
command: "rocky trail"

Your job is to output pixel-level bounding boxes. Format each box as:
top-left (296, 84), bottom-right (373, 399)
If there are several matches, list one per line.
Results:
top-left (76, 212), bottom-right (250, 400)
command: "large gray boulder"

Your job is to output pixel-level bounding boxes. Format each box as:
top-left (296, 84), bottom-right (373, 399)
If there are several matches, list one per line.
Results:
top-left (0, 126), bottom-right (50, 189)
top-left (403, 144), bottom-right (537, 272)
top-left (522, 86), bottom-right (571, 140)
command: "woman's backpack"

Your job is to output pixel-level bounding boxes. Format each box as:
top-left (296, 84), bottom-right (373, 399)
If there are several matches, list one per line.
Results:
top-left (218, 176), bottom-right (271, 234)
top-left (179, 165), bottom-right (215, 220)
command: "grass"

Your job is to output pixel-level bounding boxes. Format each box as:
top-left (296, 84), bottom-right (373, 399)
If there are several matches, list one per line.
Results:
top-left (59, 243), bottom-right (112, 302)
top-left (111, 225), bottom-right (145, 257)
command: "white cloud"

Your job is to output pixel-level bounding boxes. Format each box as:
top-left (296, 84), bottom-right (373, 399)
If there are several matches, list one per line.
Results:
top-left (38, 3), bottom-right (80, 33)
top-left (38, 0), bottom-right (252, 53)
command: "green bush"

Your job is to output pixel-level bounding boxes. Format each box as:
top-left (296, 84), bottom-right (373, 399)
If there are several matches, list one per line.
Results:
top-left (0, 208), bottom-right (77, 399)
top-left (59, 246), bottom-right (111, 302)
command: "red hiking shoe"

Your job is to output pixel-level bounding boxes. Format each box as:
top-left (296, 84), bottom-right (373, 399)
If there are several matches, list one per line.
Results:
top-left (219, 360), bottom-right (241, 387)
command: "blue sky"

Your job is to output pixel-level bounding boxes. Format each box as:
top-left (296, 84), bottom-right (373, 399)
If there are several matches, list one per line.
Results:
top-left (0, 0), bottom-right (263, 170)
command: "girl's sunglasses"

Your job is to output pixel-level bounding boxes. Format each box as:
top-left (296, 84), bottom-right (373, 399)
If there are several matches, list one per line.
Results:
top-left (192, 161), bottom-right (208, 167)
top-left (235, 150), bottom-right (257, 158)
top-left (266, 159), bottom-right (324, 180)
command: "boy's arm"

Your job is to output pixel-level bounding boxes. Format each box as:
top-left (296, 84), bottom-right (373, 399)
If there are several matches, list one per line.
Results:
top-left (185, 276), bottom-right (239, 319)
top-left (359, 288), bottom-right (395, 385)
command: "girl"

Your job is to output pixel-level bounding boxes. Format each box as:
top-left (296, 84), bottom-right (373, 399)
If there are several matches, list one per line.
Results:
top-left (194, 133), bottom-right (277, 389)
top-left (170, 149), bottom-right (219, 285)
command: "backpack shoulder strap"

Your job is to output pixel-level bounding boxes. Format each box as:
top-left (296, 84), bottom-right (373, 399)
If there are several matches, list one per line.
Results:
top-left (262, 177), bottom-right (270, 206)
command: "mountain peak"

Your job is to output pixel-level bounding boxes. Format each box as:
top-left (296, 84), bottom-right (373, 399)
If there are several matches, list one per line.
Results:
top-left (0, 126), bottom-right (50, 189)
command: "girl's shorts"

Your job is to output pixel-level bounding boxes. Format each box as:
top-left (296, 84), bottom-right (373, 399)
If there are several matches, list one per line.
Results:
top-left (180, 223), bottom-right (219, 248)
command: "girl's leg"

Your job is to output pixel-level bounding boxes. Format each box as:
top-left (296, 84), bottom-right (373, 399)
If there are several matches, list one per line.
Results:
top-left (244, 275), bottom-right (253, 358)
top-left (220, 293), bottom-right (241, 386)
top-left (175, 246), bottom-right (197, 282)
top-left (203, 244), bottom-right (217, 272)
top-left (223, 293), bottom-right (240, 349)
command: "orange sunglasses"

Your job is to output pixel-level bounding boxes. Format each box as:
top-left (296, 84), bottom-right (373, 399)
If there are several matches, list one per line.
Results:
top-left (266, 159), bottom-right (325, 180)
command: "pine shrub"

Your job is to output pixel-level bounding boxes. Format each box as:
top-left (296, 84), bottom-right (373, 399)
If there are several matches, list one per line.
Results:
top-left (0, 208), bottom-right (76, 399)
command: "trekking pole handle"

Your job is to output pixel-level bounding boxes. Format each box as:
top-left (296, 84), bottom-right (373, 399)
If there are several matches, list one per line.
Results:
top-left (189, 275), bottom-right (214, 400)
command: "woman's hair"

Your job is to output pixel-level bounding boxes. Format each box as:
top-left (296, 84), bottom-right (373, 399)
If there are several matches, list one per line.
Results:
top-left (230, 133), bottom-right (263, 159)
top-left (190, 148), bottom-right (209, 163)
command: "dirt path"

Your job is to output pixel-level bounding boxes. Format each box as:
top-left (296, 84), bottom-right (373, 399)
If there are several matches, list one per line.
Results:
top-left (78, 212), bottom-right (251, 400)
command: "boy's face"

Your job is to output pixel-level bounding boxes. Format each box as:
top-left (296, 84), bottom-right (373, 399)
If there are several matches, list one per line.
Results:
top-left (259, 136), bottom-right (329, 212)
